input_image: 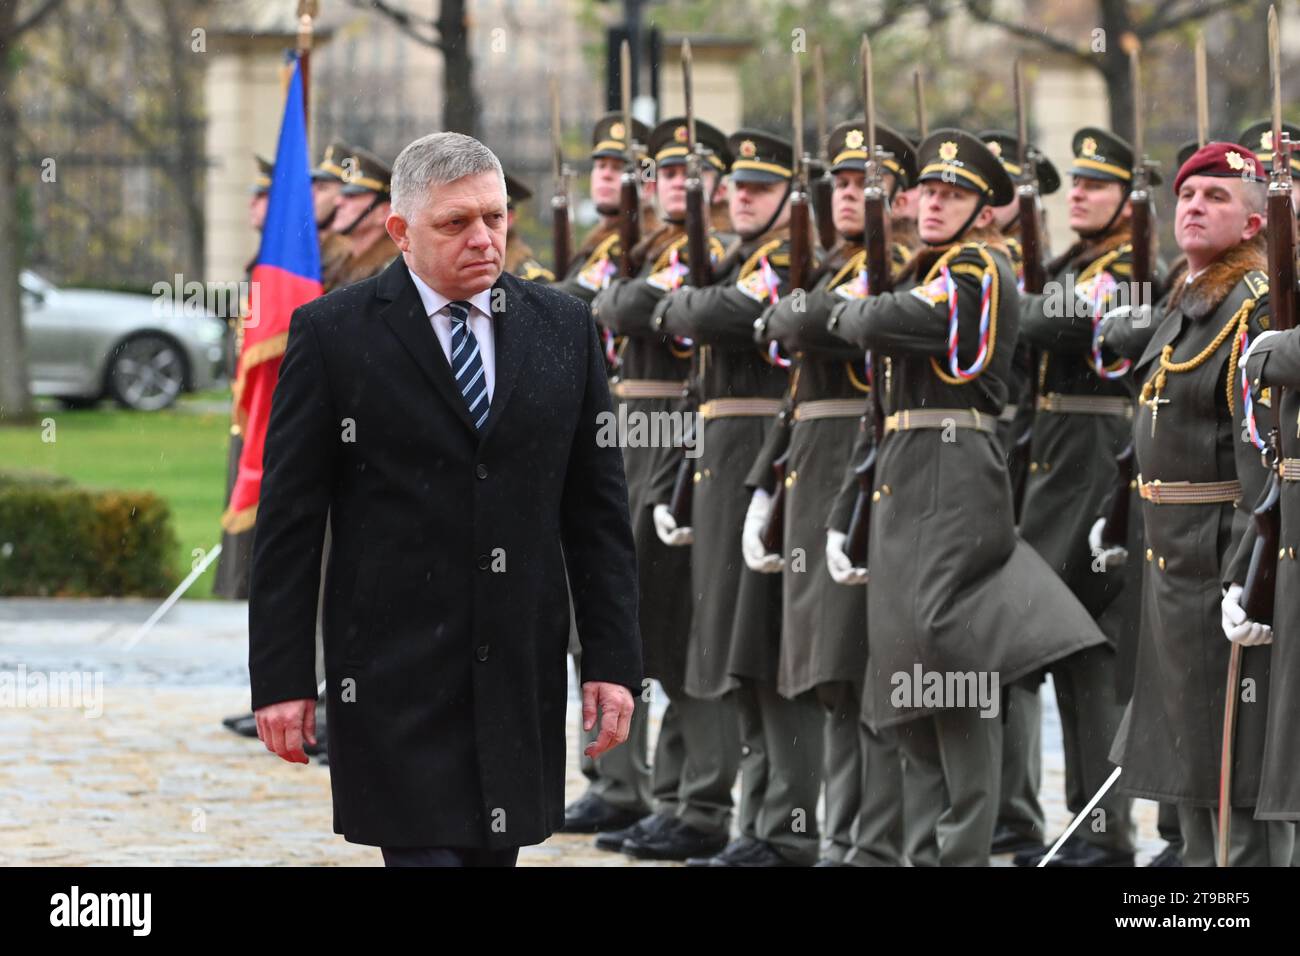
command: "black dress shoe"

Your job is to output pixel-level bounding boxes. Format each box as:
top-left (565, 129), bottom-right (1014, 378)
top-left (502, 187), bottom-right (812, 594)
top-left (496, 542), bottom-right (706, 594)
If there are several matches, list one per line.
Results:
top-left (1014, 833), bottom-right (1083, 867)
top-left (223, 714), bottom-right (259, 738)
top-left (734, 840), bottom-right (806, 867)
top-left (595, 811), bottom-right (674, 852)
top-left (685, 835), bottom-right (763, 867)
top-left (1147, 844), bottom-right (1183, 867)
top-left (560, 792), bottom-right (647, 834)
top-left (622, 820), bottom-right (729, 861)
top-left (1042, 841), bottom-right (1134, 867)
top-left (991, 824), bottom-right (1044, 856)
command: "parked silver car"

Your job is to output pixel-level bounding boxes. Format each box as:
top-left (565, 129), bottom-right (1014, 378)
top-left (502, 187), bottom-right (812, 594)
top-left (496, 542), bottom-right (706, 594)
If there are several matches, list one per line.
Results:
top-left (21, 270), bottom-right (227, 411)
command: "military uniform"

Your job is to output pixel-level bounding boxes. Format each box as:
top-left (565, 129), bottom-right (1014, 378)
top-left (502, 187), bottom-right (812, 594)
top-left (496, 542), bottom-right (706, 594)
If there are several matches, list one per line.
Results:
top-left (312, 141), bottom-right (355, 294)
top-left (749, 120), bottom-right (918, 866)
top-left (502, 173), bottom-right (555, 282)
top-left (1108, 142), bottom-right (1293, 866)
top-left (556, 114), bottom-right (655, 834)
top-left (653, 130), bottom-right (827, 865)
top-left (828, 130), bottom-right (1108, 866)
top-left (332, 147), bottom-right (399, 288)
top-left (589, 118), bottom-right (738, 857)
top-left (1013, 129), bottom-right (1152, 865)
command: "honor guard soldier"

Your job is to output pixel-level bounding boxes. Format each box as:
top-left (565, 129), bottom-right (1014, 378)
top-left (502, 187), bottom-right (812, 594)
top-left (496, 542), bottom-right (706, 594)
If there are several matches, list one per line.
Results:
top-left (502, 172), bottom-right (555, 282)
top-left (587, 117), bottom-right (735, 858)
top-left (747, 120), bottom-right (919, 866)
top-left (312, 141), bottom-right (355, 293)
top-left (825, 130), bottom-right (1108, 866)
top-left (1239, 120), bottom-right (1300, 217)
top-left (332, 146), bottom-right (399, 287)
top-left (650, 129), bottom-right (825, 867)
top-left (1012, 128), bottom-right (1152, 866)
top-left (1105, 142), bottom-right (1293, 866)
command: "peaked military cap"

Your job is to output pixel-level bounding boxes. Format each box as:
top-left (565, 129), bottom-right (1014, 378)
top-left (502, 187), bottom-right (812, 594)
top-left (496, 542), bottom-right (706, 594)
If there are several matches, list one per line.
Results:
top-left (979, 129), bottom-right (1060, 195)
top-left (647, 116), bottom-right (730, 174)
top-left (312, 141), bottom-right (352, 183)
top-left (1067, 127), bottom-right (1161, 186)
top-left (1237, 120), bottom-right (1300, 175)
top-left (728, 129), bottom-right (794, 184)
top-left (504, 171), bottom-right (532, 206)
top-left (591, 113), bottom-right (650, 160)
top-left (339, 146), bottom-right (393, 196)
top-left (251, 154), bottom-right (273, 195)
top-left (916, 128), bottom-right (1014, 206)
top-left (827, 119), bottom-right (918, 189)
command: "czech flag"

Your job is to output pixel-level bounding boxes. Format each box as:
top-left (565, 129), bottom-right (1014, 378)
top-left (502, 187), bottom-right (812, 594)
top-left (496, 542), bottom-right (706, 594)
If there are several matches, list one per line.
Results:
top-left (222, 54), bottom-right (322, 533)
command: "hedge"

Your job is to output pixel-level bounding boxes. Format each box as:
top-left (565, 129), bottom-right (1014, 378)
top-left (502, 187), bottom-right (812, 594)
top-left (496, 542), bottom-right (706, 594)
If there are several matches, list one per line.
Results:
top-left (0, 473), bottom-right (178, 597)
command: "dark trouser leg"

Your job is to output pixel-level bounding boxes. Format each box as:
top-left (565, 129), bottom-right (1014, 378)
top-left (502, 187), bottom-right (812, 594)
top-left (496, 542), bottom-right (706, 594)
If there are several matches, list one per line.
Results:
top-left (649, 687), bottom-right (686, 816)
top-left (752, 681), bottom-right (824, 865)
top-left (1052, 644), bottom-right (1134, 853)
top-left (572, 647), bottom-right (652, 813)
top-left (1177, 805), bottom-right (1294, 867)
top-left (897, 708), bottom-right (1002, 866)
top-left (902, 746), bottom-right (946, 867)
top-left (661, 678), bottom-right (740, 835)
top-left (997, 682), bottom-right (1044, 843)
top-left (732, 679), bottom-right (768, 840)
top-left (380, 845), bottom-right (520, 867)
top-left (819, 682), bottom-right (860, 863)
top-left (851, 716), bottom-right (906, 866)
top-left (1157, 801), bottom-right (1183, 852)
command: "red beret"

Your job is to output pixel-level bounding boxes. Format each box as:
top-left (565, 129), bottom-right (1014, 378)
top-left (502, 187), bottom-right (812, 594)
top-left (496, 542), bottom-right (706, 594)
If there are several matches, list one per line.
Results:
top-left (1174, 141), bottom-right (1266, 194)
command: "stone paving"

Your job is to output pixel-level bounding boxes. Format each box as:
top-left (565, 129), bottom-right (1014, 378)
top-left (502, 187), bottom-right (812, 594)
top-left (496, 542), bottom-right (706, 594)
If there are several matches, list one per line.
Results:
top-left (0, 597), bottom-right (1162, 866)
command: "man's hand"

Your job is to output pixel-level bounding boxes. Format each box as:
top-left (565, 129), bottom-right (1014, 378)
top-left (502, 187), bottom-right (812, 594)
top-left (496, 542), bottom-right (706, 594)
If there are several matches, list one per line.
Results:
top-left (1222, 583), bottom-right (1274, 646)
top-left (653, 503), bottom-right (693, 546)
top-left (741, 489), bottom-right (783, 573)
top-left (255, 697), bottom-right (316, 764)
top-left (582, 681), bottom-right (635, 759)
top-left (825, 529), bottom-right (868, 586)
top-left (1088, 517), bottom-right (1128, 570)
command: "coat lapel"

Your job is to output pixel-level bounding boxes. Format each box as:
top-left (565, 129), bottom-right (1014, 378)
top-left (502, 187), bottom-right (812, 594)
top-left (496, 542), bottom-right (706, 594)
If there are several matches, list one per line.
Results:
top-left (480, 272), bottom-right (531, 441)
top-left (376, 257), bottom-right (479, 436)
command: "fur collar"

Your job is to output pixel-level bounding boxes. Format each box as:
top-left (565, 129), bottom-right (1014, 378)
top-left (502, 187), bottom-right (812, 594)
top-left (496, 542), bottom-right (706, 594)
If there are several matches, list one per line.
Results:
top-left (1045, 222), bottom-right (1131, 276)
top-left (1163, 235), bottom-right (1266, 320)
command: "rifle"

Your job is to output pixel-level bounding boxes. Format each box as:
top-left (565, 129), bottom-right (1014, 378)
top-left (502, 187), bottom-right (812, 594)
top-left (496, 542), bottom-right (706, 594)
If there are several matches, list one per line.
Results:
top-left (844, 34), bottom-right (894, 567)
top-left (812, 45), bottom-right (836, 251)
top-left (668, 39), bottom-right (712, 527)
top-left (549, 76), bottom-right (571, 277)
top-left (618, 40), bottom-right (641, 278)
top-left (757, 54), bottom-right (814, 555)
top-left (1009, 59), bottom-right (1044, 520)
top-left (1224, 4), bottom-right (1296, 866)
top-left (1100, 46), bottom-right (1155, 550)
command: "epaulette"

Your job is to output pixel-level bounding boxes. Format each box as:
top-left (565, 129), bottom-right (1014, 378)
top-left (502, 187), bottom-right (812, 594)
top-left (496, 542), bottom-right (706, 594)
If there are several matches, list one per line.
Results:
top-left (589, 232), bottom-right (621, 262)
top-left (1243, 269), bottom-right (1269, 299)
top-left (739, 237), bottom-right (787, 278)
top-left (830, 249), bottom-right (867, 288)
top-left (519, 260), bottom-right (556, 283)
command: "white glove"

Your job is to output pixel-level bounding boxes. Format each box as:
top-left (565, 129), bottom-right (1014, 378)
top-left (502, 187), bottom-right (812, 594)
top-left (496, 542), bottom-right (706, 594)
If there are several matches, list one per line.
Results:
top-left (1239, 328), bottom-right (1279, 370)
top-left (653, 503), bottom-right (693, 547)
top-left (1221, 583), bottom-right (1273, 646)
top-left (741, 489), bottom-right (783, 573)
top-left (1088, 517), bottom-right (1128, 570)
top-left (825, 530), bottom-right (868, 586)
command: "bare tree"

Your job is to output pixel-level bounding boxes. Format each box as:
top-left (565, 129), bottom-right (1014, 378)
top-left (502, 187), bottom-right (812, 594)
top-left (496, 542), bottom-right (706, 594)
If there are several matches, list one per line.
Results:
top-left (346, 0), bottom-right (479, 136)
top-left (0, 0), bottom-right (64, 424)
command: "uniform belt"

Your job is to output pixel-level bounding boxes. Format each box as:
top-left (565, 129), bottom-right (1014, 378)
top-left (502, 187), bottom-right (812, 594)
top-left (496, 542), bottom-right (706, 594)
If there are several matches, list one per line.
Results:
top-left (1282, 458), bottom-right (1300, 482)
top-left (883, 408), bottom-right (997, 435)
top-left (1137, 475), bottom-right (1242, 505)
top-left (998, 405), bottom-right (1018, 423)
top-left (1036, 393), bottom-right (1134, 417)
top-left (792, 399), bottom-right (864, 422)
top-left (697, 398), bottom-right (785, 419)
top-left (611, 379), bottom-right (687, 400)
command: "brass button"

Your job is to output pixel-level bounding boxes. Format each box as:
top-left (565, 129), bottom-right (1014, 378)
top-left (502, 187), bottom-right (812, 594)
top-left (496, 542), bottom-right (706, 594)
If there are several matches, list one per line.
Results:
top-left (1281, 548), bottom-right (1288, 560)
top-left (881, 484), bottom-right (892, 496)
top-left (1158, 556), bottom-right (1166, 570)
top-left (1042, 461), bottom-right (1052, 472)
top-left (872, 491), bottom-right (882, 502)
top-left (1128, 479), bottom-right (1137, 490)
top-left (1146, 549), bottom-right (1154, 562)
top-left (1290, 547), bottom-right (1297, 560)
top-left (1029, 462), bottom-right (1039, 473)
top-left (784, 475), bottom-right (795, 488)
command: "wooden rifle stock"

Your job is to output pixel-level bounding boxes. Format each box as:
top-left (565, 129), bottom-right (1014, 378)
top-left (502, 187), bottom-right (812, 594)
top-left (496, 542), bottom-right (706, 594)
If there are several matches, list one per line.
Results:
top-left (813, 173), bottom-right (836, 251)
top-left (1242, 472), bottom-right (1282, 624)
top-left (618, 172), bottom-right (640, 278)
top-left (845, 446), bottom-right (876, 566)
top-left (1100, 443), bottom-right (1135, 550)
top-left (759, 448), bottom-right (792, 555)
top-left (551, 200), bottom-right (571, 279)
top-left (788, 193), bottom-right (811, 294)
top-left (668, 427), bottom-right (696, 527)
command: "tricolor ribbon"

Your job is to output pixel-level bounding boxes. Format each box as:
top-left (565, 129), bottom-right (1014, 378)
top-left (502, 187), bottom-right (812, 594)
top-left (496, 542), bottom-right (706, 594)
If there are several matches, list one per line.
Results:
top-left (941, 264), bottom-right (993, 382)
top-left (1239, 327), bottom-right (1267, 451)
top-left (1086, 272), bottom-right (1131, 379)
top-left (759, 255), bottom-right (791, 368)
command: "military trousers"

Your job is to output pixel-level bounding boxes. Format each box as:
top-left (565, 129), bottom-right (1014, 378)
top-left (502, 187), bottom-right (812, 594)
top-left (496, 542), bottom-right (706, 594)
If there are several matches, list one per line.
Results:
top-left (1177, 805), bottom-right (1294, 867)
top-left (896, 707), bottom-right (1003, 866)
top-left (572, 648), bottom-right (653, 814)
top-left (996, 681), bottom-right (1045, 845)
top-left (653, 677), bottom-right (741, 836)
top-left (731, 677), bottom-right (825, 865)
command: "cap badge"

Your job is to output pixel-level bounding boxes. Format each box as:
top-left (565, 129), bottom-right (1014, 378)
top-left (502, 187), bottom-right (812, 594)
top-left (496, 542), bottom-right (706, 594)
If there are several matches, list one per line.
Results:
top-left (1081, 136), bottom-right (1098, 158)
top-left (674, 125), bottom-right (688, 143)
top-left (1226, 150), bottom-right (1245, 171)
top-left (845, 129), bottom-right (864, 150)
top-left (739, 139), bottom-right (758, 159)
top-left (939, 141), bottom-right (958, 162)
top-left (610, 121), bottom-right (626, 141)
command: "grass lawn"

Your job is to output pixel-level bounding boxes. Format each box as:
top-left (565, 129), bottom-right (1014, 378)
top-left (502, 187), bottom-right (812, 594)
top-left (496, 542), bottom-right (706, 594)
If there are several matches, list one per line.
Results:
top-left (0, 389), bottom-right (236, 599)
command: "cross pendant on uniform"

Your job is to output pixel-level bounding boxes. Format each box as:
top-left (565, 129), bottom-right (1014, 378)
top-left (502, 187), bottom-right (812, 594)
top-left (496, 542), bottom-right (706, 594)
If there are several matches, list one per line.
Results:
top-left (1149, 394), bottom-right (1171, 437)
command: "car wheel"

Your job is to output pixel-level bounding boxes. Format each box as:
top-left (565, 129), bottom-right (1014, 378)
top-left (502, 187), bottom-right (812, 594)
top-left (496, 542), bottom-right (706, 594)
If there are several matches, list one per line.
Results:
top-left (107, 333), bottom-right (187, 411)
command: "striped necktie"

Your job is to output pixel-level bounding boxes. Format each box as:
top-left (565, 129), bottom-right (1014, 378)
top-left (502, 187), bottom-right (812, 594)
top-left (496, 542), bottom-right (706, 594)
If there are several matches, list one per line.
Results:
top-left (447, 300), bottom-right (489, 431)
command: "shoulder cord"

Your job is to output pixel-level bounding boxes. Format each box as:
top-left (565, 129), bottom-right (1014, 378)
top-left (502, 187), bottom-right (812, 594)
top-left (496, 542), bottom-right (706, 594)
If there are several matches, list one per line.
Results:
top-left (1138, 295), bottom-right (1256, 420)
top-left (924, 243), bottom-right (1000, 385)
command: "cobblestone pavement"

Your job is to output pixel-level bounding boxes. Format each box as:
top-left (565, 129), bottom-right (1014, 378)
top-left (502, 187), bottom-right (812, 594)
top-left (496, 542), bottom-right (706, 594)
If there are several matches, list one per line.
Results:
top-left (0, 598), bottom-right (1161, 866)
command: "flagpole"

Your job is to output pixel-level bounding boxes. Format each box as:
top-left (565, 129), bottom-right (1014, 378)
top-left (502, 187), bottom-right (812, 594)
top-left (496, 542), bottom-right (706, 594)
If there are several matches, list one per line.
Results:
top-left (297, 1), bottom-right (317, 132)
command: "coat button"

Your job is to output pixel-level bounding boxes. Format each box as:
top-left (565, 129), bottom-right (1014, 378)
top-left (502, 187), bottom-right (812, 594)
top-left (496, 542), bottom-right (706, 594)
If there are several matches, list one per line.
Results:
top-left (1158, 556), bottom-right (1166, 571)
top-left (477, 554), bottom-right (490, 570)
top-left (1146, 549), bottom-right (1154, 562)
top-left (476, 463), bottom-right (488, 479)
top-left (476, 644), bottom-right (490, 661)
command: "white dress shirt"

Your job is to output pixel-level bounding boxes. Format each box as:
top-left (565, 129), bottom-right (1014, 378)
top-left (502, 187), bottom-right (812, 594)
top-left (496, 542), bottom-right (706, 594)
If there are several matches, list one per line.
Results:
top-left (407, 265), bottom-right (497, 403)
